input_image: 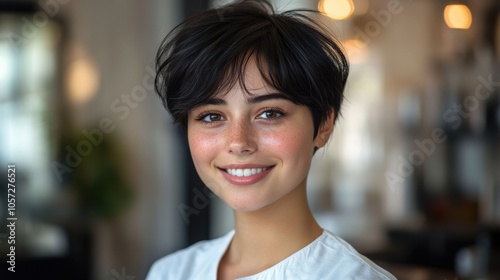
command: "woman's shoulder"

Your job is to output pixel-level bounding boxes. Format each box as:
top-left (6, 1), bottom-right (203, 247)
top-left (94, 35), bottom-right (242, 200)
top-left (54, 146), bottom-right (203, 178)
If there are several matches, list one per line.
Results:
top-left (313, 230), bottom-right (397, 279)
top-left (237, 230), bottom-right (397, 280)
top-left (146, 230), bottom-right (235, 280)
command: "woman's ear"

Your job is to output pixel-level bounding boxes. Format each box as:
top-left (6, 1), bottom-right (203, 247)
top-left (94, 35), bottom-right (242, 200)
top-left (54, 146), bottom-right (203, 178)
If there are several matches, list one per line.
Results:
top-left (313, 111), bottom-right (335, 149)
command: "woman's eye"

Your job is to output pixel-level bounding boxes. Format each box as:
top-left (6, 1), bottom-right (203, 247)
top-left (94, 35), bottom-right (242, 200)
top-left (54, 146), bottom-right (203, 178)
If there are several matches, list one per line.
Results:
top-left (200, 113), bottom-right (224, 123)
top-left (258, 109), bottom-right (284, 120)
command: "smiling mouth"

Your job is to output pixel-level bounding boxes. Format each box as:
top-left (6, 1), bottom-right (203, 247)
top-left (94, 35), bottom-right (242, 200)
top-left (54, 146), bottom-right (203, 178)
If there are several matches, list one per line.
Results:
top-left (225, 167), bottom-right (272, 177)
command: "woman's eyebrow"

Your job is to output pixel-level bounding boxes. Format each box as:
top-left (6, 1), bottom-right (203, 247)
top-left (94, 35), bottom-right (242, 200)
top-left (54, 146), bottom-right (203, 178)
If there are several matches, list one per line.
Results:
top-left (246, 93), bottom-right (290, 104)
top-left (201, 98), bottom-right (226, 105)
top-left (202, 93), bottom-right (289, 106)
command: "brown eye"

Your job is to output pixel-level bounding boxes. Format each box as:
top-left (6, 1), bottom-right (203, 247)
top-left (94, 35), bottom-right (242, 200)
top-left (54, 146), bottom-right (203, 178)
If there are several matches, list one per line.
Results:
top-left (201, 113), bottom-right (224, 123)
top-left (258, 109), bottom-right (284, 120)
top-left (265, 111), bottom-right (279, 118)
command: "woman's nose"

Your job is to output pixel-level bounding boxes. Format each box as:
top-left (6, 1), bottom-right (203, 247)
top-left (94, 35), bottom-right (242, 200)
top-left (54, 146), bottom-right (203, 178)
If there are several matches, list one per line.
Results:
top-left (225, 119), bottom-right (257, 155)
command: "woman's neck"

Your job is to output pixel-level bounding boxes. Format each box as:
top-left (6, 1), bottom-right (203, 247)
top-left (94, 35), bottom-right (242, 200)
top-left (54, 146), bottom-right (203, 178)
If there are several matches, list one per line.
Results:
top-left (219, 181), bottom-right (323, 278)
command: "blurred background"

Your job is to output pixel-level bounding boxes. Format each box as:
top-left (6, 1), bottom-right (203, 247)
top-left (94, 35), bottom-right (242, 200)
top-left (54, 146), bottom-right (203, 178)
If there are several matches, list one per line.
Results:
top-left (0, 0), bottom-right (499, 279)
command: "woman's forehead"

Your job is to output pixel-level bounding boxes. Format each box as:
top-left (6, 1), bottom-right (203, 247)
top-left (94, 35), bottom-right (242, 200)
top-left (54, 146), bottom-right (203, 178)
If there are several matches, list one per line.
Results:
top-left (214, 68), bottom-right (277, 99)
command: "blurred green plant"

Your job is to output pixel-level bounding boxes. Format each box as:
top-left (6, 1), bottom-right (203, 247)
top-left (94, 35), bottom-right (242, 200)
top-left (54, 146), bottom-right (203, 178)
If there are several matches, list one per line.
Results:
top-left (65, 129), bottom-right (134, 220)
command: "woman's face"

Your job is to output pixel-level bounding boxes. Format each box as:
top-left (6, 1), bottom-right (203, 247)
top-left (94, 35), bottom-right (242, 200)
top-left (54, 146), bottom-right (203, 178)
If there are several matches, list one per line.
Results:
top-left (187, 60), bottom-right (330, 212)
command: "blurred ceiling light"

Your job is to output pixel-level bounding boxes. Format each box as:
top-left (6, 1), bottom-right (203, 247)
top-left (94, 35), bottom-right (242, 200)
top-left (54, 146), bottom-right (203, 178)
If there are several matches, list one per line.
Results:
top-left (444, 4), bottom-right (472, 29)
top-left (318, 0), bottom-right (355, 20)
top-left (66, 58), bottom-right (99, 104)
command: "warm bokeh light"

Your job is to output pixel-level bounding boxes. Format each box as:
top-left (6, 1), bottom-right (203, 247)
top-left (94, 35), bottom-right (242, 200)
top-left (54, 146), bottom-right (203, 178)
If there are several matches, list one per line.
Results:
top-left (444, 4), bottom-right (472, 29)
top-left (66, 58), bottom-right (99, 104)
top-left (318, 0), bottom-right (355, 20)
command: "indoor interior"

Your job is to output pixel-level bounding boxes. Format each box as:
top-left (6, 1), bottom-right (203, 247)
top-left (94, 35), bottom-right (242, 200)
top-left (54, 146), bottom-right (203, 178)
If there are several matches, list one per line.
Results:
top-left (0, 0), bottom-right (499, 279)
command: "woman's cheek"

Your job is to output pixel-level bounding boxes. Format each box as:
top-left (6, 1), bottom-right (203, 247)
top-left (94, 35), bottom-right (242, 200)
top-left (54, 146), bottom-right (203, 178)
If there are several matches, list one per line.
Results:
top-left (188, 131), bottom-right (223, 192)
top-left (190, 131), bottom-right (219, 157)
top-left (261, 128), bottom-right (311, 158)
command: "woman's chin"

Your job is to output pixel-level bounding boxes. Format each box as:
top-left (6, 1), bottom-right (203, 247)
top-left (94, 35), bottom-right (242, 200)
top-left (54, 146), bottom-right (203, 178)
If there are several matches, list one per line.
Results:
top-left (225, 198), bottom-right (269, 213)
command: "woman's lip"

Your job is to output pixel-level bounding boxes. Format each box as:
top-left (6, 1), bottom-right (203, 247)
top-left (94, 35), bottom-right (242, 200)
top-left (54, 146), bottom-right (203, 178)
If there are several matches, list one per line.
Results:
top-left (219, 164), bottom-right (274, 169)
top-left (219, 166), bottom-right (274, 186)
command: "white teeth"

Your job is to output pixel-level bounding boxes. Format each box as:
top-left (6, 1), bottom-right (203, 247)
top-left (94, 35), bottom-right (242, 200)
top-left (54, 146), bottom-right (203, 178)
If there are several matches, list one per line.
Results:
top-left (227, 167), bottom-right (268, 177)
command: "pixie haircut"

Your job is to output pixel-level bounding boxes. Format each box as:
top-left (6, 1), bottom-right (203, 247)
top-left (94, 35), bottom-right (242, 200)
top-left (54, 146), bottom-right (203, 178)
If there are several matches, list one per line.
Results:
top-left (155, 0), bottom-right (349, 137)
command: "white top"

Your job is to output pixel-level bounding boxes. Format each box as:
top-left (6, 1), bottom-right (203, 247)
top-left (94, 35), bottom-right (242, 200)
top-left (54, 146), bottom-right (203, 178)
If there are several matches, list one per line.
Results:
top-left (146, 230), bottom-right (397, 280)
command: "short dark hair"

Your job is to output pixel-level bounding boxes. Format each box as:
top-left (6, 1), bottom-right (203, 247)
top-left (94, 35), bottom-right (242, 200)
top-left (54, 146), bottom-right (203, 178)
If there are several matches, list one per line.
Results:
top-left (155, 0), bottom-right (349, 137)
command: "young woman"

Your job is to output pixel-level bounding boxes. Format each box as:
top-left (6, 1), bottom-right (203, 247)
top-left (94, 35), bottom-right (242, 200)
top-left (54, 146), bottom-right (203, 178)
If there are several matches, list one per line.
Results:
top-left (147, 0), bottom-right (396, 279)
